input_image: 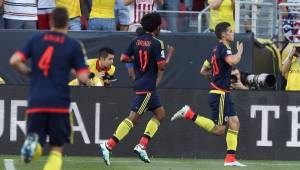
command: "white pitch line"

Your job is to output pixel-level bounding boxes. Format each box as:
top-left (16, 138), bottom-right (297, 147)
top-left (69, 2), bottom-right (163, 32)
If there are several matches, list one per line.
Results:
top-left (3, 159), bottom-right (16, 170)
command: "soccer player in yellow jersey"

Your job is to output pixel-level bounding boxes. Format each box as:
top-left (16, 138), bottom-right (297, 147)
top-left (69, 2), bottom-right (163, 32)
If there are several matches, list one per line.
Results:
top-left (208, 0), bottom-right (235, 32)
top-left (282, 43), bottom-right (300, 90)
top-left (88, 0), bottom-right (116, 31)
top-left (69, 47), bottom-right (116, 87)
top-left (56, 0), bottom-right (82, 30)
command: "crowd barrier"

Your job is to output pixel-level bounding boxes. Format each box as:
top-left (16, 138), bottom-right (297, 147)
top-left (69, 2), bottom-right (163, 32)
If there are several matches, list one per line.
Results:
top-left (0, 86), bottom-right (300, 160)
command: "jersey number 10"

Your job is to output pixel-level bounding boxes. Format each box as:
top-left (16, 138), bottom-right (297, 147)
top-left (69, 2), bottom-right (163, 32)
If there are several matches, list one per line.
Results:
top-left (211, 54), bottom-right (219, 76)
top-left (38, 46), bottom-right (54, 76)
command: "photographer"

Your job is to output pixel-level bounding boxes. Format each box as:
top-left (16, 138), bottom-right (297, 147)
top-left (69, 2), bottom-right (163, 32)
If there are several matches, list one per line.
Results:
top-left (230, 66), bottom-right (249, 90)
top-left (282, 44), bottom-right (300, 91)
top-left (69, 47), bottom-right (116, 87)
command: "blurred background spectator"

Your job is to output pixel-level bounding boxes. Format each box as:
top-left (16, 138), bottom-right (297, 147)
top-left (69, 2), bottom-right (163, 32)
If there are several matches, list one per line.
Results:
top-left (56, 0), bottom-right (82, 30)
top-left (88, 0), bottom-right (116, 31)
top-left (281, 0), bottom-right (300, 42)
top-left (3, 0), bottom-right (37, 29)
top-left (37, 0), bottom-right (55, 30)
top-left (115, 0), bottom-right (130, 31)
top-left (281, 43), bottom-right (300, 91)
top-left (125, 0), bottom-right (164, 32)
top-left (208, 0), bottom-right (234, 32)
top-left (0, 0), bottom-right (3, 29)
top-left (161, 0), bottom-right (179, 32)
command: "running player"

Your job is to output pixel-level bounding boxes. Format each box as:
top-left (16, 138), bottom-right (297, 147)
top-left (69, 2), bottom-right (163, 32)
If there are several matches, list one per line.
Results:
top-left (99, 12), bottom-right (171, 165)
top-left (171, 22), bottom-right (246, 167)
top-left (10, 7), bottom-right (90, 170)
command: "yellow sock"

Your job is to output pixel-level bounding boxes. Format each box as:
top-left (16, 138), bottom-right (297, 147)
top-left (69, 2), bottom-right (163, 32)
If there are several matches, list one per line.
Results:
top-left (226, 129), bottom-right (238, 151)
top-left (144, 118), bottom-right (160, 138)
top-left (194, 116), bottom-right (215, 133)
top-left (114, 118), bottom-right (134, 141)
top-left (43, 151), bottom-right (63, 170)
top-left (33, 143), bottom-right (43, 161)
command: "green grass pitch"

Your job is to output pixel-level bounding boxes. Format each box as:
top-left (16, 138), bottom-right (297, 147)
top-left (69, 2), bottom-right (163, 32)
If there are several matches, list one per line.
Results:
top-left (1, 155), bottom-right (300, 170)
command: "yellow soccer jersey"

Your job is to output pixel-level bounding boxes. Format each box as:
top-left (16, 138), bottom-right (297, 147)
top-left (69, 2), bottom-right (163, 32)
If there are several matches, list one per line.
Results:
top-left (69, 59), bottom-right (116, 86)
top-left (208, 0), bottom-right (235, 31)
top-left (56, 0), bottom-right (81, 18)
top-left (285, 58), bottom-right (300, 91)
top-left (89, 0), bottom-right (115, 19)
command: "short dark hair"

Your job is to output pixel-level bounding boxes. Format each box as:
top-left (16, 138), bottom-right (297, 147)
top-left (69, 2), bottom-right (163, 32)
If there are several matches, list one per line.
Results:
top-left (141, 12), bottom-right (161, 32)
top-left (51, 7), bottom-right (69, 29)
top-left (98, 47), bottom-right (115, 59)
top-left (215, 22), bottom-right (231, 40)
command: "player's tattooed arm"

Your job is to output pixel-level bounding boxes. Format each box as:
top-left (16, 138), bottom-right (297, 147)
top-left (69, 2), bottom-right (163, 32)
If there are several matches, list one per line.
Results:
top-left (10, 53), bottom-right (31, 76)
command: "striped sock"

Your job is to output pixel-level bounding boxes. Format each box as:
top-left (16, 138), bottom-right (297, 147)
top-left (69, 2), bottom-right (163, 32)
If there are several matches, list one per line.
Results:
top-left (107, 118), bottom-right (134, 150)
top-left (139, 118), bottom-right (160, 149)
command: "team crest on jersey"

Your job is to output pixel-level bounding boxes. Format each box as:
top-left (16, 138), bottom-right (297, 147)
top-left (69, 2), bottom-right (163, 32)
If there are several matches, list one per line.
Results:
top-left (227, 50), bottom-right (232, 55)
top-left (224, 116), bottom-right (229, 122)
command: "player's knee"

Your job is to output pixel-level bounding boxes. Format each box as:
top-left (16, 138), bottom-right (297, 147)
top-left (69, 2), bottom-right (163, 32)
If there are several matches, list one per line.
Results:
top-left (212, 126), bottom-right (226, 136)
top-left (128, 112), bottom-right (140, 125)
top-left (155, 113), bottom-right (165, 122)
top-left (228, 117), bottom-right (240, 130)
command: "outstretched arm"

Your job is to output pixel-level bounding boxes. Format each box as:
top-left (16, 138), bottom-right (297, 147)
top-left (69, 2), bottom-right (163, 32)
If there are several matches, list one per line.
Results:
top-left (156, 45), bottom-right (175, 85)
top-left (282, 47), bottom-right (295, 75)
top-left (10, 52), bottom-right (31, 76)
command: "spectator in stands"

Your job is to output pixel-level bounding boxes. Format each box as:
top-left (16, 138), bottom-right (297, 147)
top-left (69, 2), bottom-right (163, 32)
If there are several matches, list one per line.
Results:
top-left (69, 47), bottom-right (116, 87)
top-left (115, 0), bottom-right (130, 31)
top-left (88, 0), bottom-right (116, 31)
top-left (208, 0), bottom-right (235, 32)
top-left (281, 0), bottom-right (300, 42)
top-left (163, 0), bottom-right (180, 32)
top-left (125, 0), bottom-right (164, 32)
top-left (281, 43), bottom-right (300, 91)
top-left (37, 0), bottom-right (55, 30)
top-left (193, 0), bottom-right (205, 11)
top-left (56, 0), bottom-right (82, 30)
top-left (0, 0), bottom-right (3, 29)
top-left (0, 77), bottom-right (5, 84)
top-left (3, 0), bottom-right (37, 29)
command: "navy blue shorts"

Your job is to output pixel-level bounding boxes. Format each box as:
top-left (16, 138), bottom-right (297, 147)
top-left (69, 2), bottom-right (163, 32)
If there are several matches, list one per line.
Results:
top-left (131, 91), bottom-right (162, 115)
top-left (26, 113), bottom-right (73, 147)
top-left (208, 90), bottom-right (236, 126)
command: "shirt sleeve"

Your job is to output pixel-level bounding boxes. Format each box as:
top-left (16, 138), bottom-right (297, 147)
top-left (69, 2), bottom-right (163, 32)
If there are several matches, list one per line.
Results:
top-left (221, 45), bottom-right (232, 61)
top-left (71, 41), bottom-right (89, 74)
top-left (17, 37), bottom-right (34, 61)
top-left (154, 40), bottom-right (166, 65)
top-left (122, 40), bottom-right (134, 59)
